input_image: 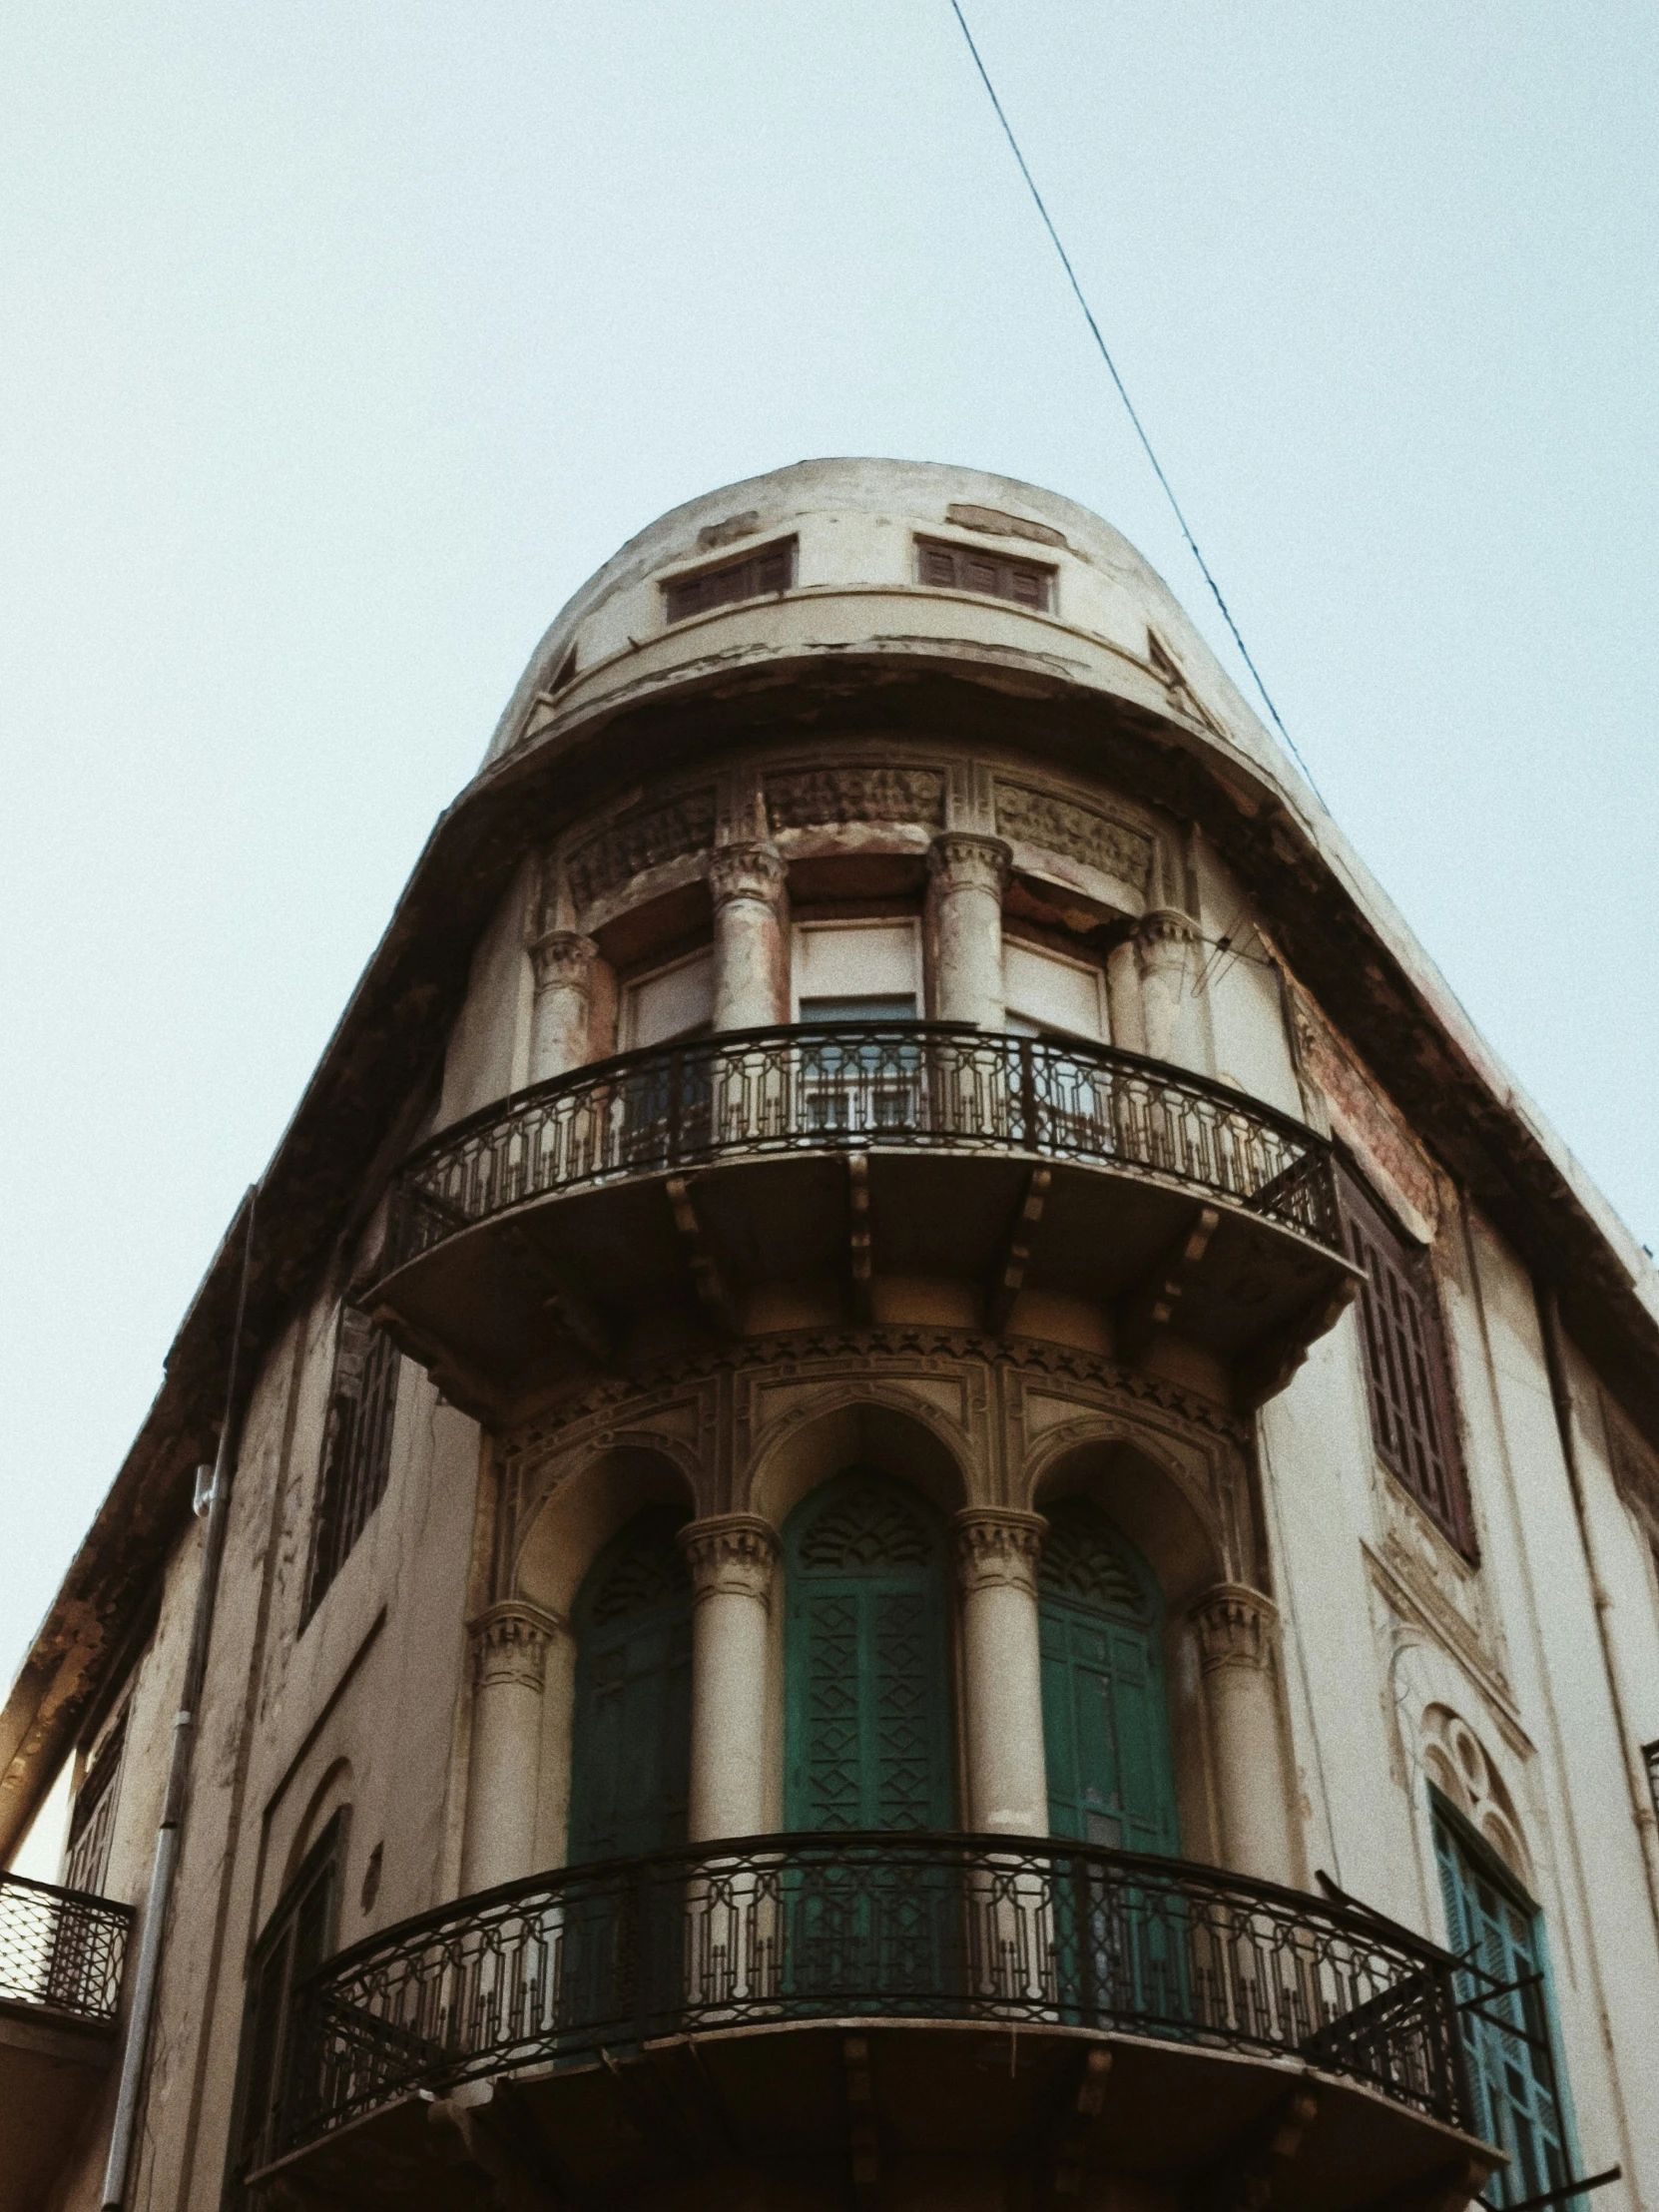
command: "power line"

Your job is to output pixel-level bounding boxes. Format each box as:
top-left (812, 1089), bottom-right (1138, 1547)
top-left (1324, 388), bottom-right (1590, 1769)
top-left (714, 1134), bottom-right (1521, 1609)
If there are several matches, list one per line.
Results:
top-left (947, 1), bottom-right (1325, 802)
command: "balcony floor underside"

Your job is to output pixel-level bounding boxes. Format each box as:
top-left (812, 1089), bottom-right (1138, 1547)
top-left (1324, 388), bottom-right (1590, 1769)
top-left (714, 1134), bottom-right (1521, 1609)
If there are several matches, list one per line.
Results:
top-left (255, 2015), bottom-right (1494, 2212)
top-left (376, 1149), bottom-right (1354, 1420)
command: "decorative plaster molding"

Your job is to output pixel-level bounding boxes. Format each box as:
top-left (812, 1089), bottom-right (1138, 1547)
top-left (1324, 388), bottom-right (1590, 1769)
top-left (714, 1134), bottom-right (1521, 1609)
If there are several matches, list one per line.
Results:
top-left (468, 1599), bottom-right (565, 1692)
top-left (765, 766), bottom-right (944, 831)
top-left (678, 1513), bottom-right (781, 1604)
top-left (993, 782), bottom-right (1155, 895)
top-left (527, 930), bottom-right (597, 995)
top-left (927, 831), bottom-right (1012, 896)
top-left (565, 789), bottom-right (717, 911)
top-left (707, 839), bottom-right (788, 909)
top-left (1190, 1583), bottom-right (1278, 1673)
top-left (952, 1508), bottom-right (1046, 1597)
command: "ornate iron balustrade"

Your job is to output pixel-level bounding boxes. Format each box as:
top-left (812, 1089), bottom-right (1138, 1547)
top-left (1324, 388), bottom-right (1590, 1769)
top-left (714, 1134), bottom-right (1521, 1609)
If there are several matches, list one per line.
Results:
top-left (0, 1869), bottom-right (132, 2028)
top-left (278, 1833), bottom-right (1467, 2156)
top-left (382, 1023), bottom-right (1341, 1276)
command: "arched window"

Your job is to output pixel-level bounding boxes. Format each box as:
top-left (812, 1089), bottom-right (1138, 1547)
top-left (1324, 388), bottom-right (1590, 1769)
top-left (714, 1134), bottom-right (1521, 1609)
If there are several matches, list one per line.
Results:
top-left (567, 1507), bottom-right (693, 1864)
top-left (784, 1469), bottom-right (953, 1833)
top-left (1038, 1499), bottom-right (1179, 1855)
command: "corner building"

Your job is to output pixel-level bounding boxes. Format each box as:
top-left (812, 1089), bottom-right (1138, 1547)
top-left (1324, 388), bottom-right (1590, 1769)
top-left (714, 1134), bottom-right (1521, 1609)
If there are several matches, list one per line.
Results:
top-left (5, 459), bottom-right (1659, 2212)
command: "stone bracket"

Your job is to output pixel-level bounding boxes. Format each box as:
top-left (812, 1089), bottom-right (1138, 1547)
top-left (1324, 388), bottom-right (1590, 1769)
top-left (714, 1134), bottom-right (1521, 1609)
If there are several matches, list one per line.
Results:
top-left (1353, 2155), bottom-right (1499, 2212)
top-left (848, 1152), bottom-right (873, 1323)
top-left (841, 2033), bottom-right (881, 2208)
top-left (1234, 1276), bottom-right (1361, 1411)
top-left (502, 1225), bottom-right (616, 1366)
top-left (1185, 2084), bottom-right (1318, 2212)
top-left (987, 1165), bottom-right (1052, 1334)
top-left (428, 2078), bottom-right (571, 2210)
top-left (1117, 1204), bottom-right (1221, 1364)
top-left (1040, 2040), bottom-right (1112, 2203)
top-left (666, 1176), bottom-right (738, 1334)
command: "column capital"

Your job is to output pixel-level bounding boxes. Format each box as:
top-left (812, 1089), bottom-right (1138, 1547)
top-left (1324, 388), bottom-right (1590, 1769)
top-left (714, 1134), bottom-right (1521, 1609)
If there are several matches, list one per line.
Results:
top-left (928, 830), bottom-right (1012, 896)
top-left (468, 1599), bottom-right (566, 1691)
top-left (1189, 1583), bottom-right (1279, 1674)
top-left (952, 1507), bottom-right (1047, 1597)
top-left (707, 840), bottom-right (787, 910)
top-left (1135, 907), bottom-right (1200, 970)
top-left (678, 1513), bottom-right (782, 1605)
top-left (527, 929), bottom-right (598, 994)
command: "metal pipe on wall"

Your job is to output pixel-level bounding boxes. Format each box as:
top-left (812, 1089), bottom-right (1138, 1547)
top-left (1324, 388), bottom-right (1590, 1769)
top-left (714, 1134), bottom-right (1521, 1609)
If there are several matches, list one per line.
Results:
top-left (101, 1187), bottom-right (259, 2212)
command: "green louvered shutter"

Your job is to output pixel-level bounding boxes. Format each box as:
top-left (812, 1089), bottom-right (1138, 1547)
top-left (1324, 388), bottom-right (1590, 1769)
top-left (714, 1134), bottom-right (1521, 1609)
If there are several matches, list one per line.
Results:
top-left (1038, 1500), bottom-right (1179, 1855)
top-left (1433, 1803), bottom-right (1574, 2207)
top-left (786, 1471), bottom-right (953, 1832)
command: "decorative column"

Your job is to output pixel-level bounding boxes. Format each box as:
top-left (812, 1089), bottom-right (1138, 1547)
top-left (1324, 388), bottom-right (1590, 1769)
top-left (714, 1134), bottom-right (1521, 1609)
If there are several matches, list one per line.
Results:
top-left (928, 833), bottom-right (1012, 1029)
top-left (708, 842), bottom-right (789, 1032)
top-left (1135, 908), bottom-right (1202, 1065)
top-left (462, 1600), bottom-right (566, 1893)
top-left (679, 1514), bottom-right (782, 1843)
top-left (527, 929), bottom-right (598, 1083)
top-left (1190, 1584), bottom-right (1297, 1886)
top-left (953, 1509), bottom-right (1050, 1835)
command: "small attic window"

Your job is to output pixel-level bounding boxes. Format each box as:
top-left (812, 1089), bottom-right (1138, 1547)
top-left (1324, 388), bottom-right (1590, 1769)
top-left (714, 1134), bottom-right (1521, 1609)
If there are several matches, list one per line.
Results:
top-left (915, 537), bottom-right (1053, 611)
top-left (663, 537), bottom-right (797, 624)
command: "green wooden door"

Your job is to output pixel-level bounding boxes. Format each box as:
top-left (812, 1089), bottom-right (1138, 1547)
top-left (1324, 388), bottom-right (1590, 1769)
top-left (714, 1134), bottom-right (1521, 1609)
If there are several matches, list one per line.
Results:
top-left (1038, 1499), bottom-right (1179, 1855)
top-left (1433, 1803), bottom-right (1575, 2207)
top-left (568, 1507), bottom-right (693, 1864)
top-left (785, 1470), bottom-right (953, 1833)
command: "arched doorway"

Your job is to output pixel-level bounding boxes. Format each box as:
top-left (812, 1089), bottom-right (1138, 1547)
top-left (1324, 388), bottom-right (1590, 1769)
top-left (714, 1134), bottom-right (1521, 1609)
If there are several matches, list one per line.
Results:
top-left (784, 1468), bottom-right (954, 1833)
top-left (567, 1505), bottom-right (693, 1864)
top-left (1038, 1498), bottom-right (1180, 1855)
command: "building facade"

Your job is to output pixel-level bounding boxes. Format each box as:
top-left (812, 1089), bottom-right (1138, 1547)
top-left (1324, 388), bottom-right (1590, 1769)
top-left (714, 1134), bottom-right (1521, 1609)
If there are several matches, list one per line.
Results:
top-left (4, 458), bottom-right (1658, 2212)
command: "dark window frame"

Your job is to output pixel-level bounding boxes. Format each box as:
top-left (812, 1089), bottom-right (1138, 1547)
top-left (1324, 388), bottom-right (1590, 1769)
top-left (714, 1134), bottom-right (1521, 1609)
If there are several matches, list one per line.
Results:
top-left (1339, 1164), bottom-right (1476, 1560)
top-left (302, 1306), bottom-right (402, 1626)
top-left (223, 1812), bottom-right (344, 2206)
top-left (914, 534), bottom-right (1055, 611)
top-left (661, 536), bottom-right (797, 624)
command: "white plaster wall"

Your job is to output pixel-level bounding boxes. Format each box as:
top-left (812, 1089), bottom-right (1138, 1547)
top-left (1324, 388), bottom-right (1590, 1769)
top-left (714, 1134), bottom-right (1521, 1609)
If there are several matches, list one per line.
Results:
top-left (438, 854), bottom-right (535, 1125)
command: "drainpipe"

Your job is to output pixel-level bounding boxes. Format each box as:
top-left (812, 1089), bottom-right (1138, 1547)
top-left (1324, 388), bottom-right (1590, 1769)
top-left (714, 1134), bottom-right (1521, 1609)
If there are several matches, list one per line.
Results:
top-left (101, 1187), bottom-right (259, 2211)
top-left (1534, 1280), bottom-right (1659, 1938)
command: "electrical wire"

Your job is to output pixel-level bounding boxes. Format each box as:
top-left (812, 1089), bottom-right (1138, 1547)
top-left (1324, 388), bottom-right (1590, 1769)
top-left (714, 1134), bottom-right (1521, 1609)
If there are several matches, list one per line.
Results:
top-left (947, 1), bottom-right (1326, 802)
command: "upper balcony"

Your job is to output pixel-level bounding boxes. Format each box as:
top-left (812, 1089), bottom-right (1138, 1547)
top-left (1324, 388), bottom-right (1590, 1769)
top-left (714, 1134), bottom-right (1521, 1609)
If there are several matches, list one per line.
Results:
top-left (369, 1023), bottom-right (1358, 1421)
top-left (0, 1871), bottom-right (132, 2212)
top-left (252, 1831), bottom-right (1498, 2211)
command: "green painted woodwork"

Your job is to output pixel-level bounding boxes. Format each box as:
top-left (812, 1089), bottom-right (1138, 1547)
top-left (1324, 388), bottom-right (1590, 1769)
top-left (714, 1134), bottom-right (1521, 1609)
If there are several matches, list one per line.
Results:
top-left (1433, 1800), bottom-right (1576, 2208)
top-left (1038, 1499), bottom-right (1180, 1855)
top-left (785, 1469), bottom-right (954, 1833)
top-left (567, 1507), bottom-right (693, 1865)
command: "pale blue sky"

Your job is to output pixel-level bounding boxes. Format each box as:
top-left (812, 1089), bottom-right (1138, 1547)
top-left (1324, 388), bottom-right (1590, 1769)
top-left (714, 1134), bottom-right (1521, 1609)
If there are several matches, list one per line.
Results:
top-left (2, 3), bottom-right (1655, 1728)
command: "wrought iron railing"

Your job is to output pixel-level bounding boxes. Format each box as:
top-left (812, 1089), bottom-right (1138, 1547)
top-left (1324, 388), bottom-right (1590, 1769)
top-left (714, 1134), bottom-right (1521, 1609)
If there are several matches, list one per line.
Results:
top-left (277, 1833), bottom-right (1467, 2156)
top-left (381, 1023), bottom-right (1342, 1277)
top-left (0, 1869), bottom-right (132, 2028)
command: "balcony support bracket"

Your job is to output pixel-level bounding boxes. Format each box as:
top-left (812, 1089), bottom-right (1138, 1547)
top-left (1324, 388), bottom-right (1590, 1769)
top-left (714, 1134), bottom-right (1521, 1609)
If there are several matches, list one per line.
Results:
top-left (428, 2078), bottom-right (569, 2210)
top-left (1117, 1204), bottom-right (1221, 1364)
top-left (666, 1177), bottom-right (739, 1334)
top-left (1353, 2154), bottom-right (1498, 2212)
top-left (1039, 2040), bottom-right (1112, 2203)
top-left (988, 1166), bottom-right (1052, 1335)
top-left (848, 1154), bottom-right (873, 1324)
top-left (841, 2032), bottom-right (881, 2208)
top-left (502, 1226), bottom-right (617, 1365)
top-left (1235, 1277), bottom-right (1361, 1411)
top-left (1185, 2083), bottom-right (1318, 2212)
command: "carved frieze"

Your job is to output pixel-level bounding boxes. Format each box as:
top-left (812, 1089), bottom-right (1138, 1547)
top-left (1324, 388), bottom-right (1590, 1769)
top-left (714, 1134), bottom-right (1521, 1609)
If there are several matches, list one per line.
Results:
top-left (765, 765), bottom-right (944, 831)
top-left (565, 789), bottom-right (717, 911)
top-left (992, 782), bottom-right (1156, 895)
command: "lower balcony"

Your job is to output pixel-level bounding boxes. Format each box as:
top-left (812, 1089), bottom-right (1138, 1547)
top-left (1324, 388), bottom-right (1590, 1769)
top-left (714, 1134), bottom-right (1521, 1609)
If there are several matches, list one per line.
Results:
top-left (370, 1025), bottom-right (1359, 1419)
top-left (0, 1872), bottom-right (132, 2212)
top-left (254, 1834), bottom-right (1498, 2212)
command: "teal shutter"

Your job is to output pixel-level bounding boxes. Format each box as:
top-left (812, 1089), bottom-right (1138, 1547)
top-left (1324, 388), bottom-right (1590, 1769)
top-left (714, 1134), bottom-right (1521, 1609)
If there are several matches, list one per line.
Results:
top-left (1038, 1500), bottom-right (1179, 1855)
top-left (1432, 1802), bottom-right (1575, 2207)
top-left (785, 1471), bottom-right (953, 1832)
top-left (568, 1508), bottom-right (693, 1864)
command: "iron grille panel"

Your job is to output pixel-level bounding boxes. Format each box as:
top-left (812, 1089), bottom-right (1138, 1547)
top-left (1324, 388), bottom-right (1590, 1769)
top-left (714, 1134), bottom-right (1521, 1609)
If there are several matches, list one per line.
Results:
top-left (379, 1023), bottom-right (1344, 1280)
top-left (276, 1831), bottom-right (1467, 2159)
top-left (0, 1869), bottom-right (132, 2027)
